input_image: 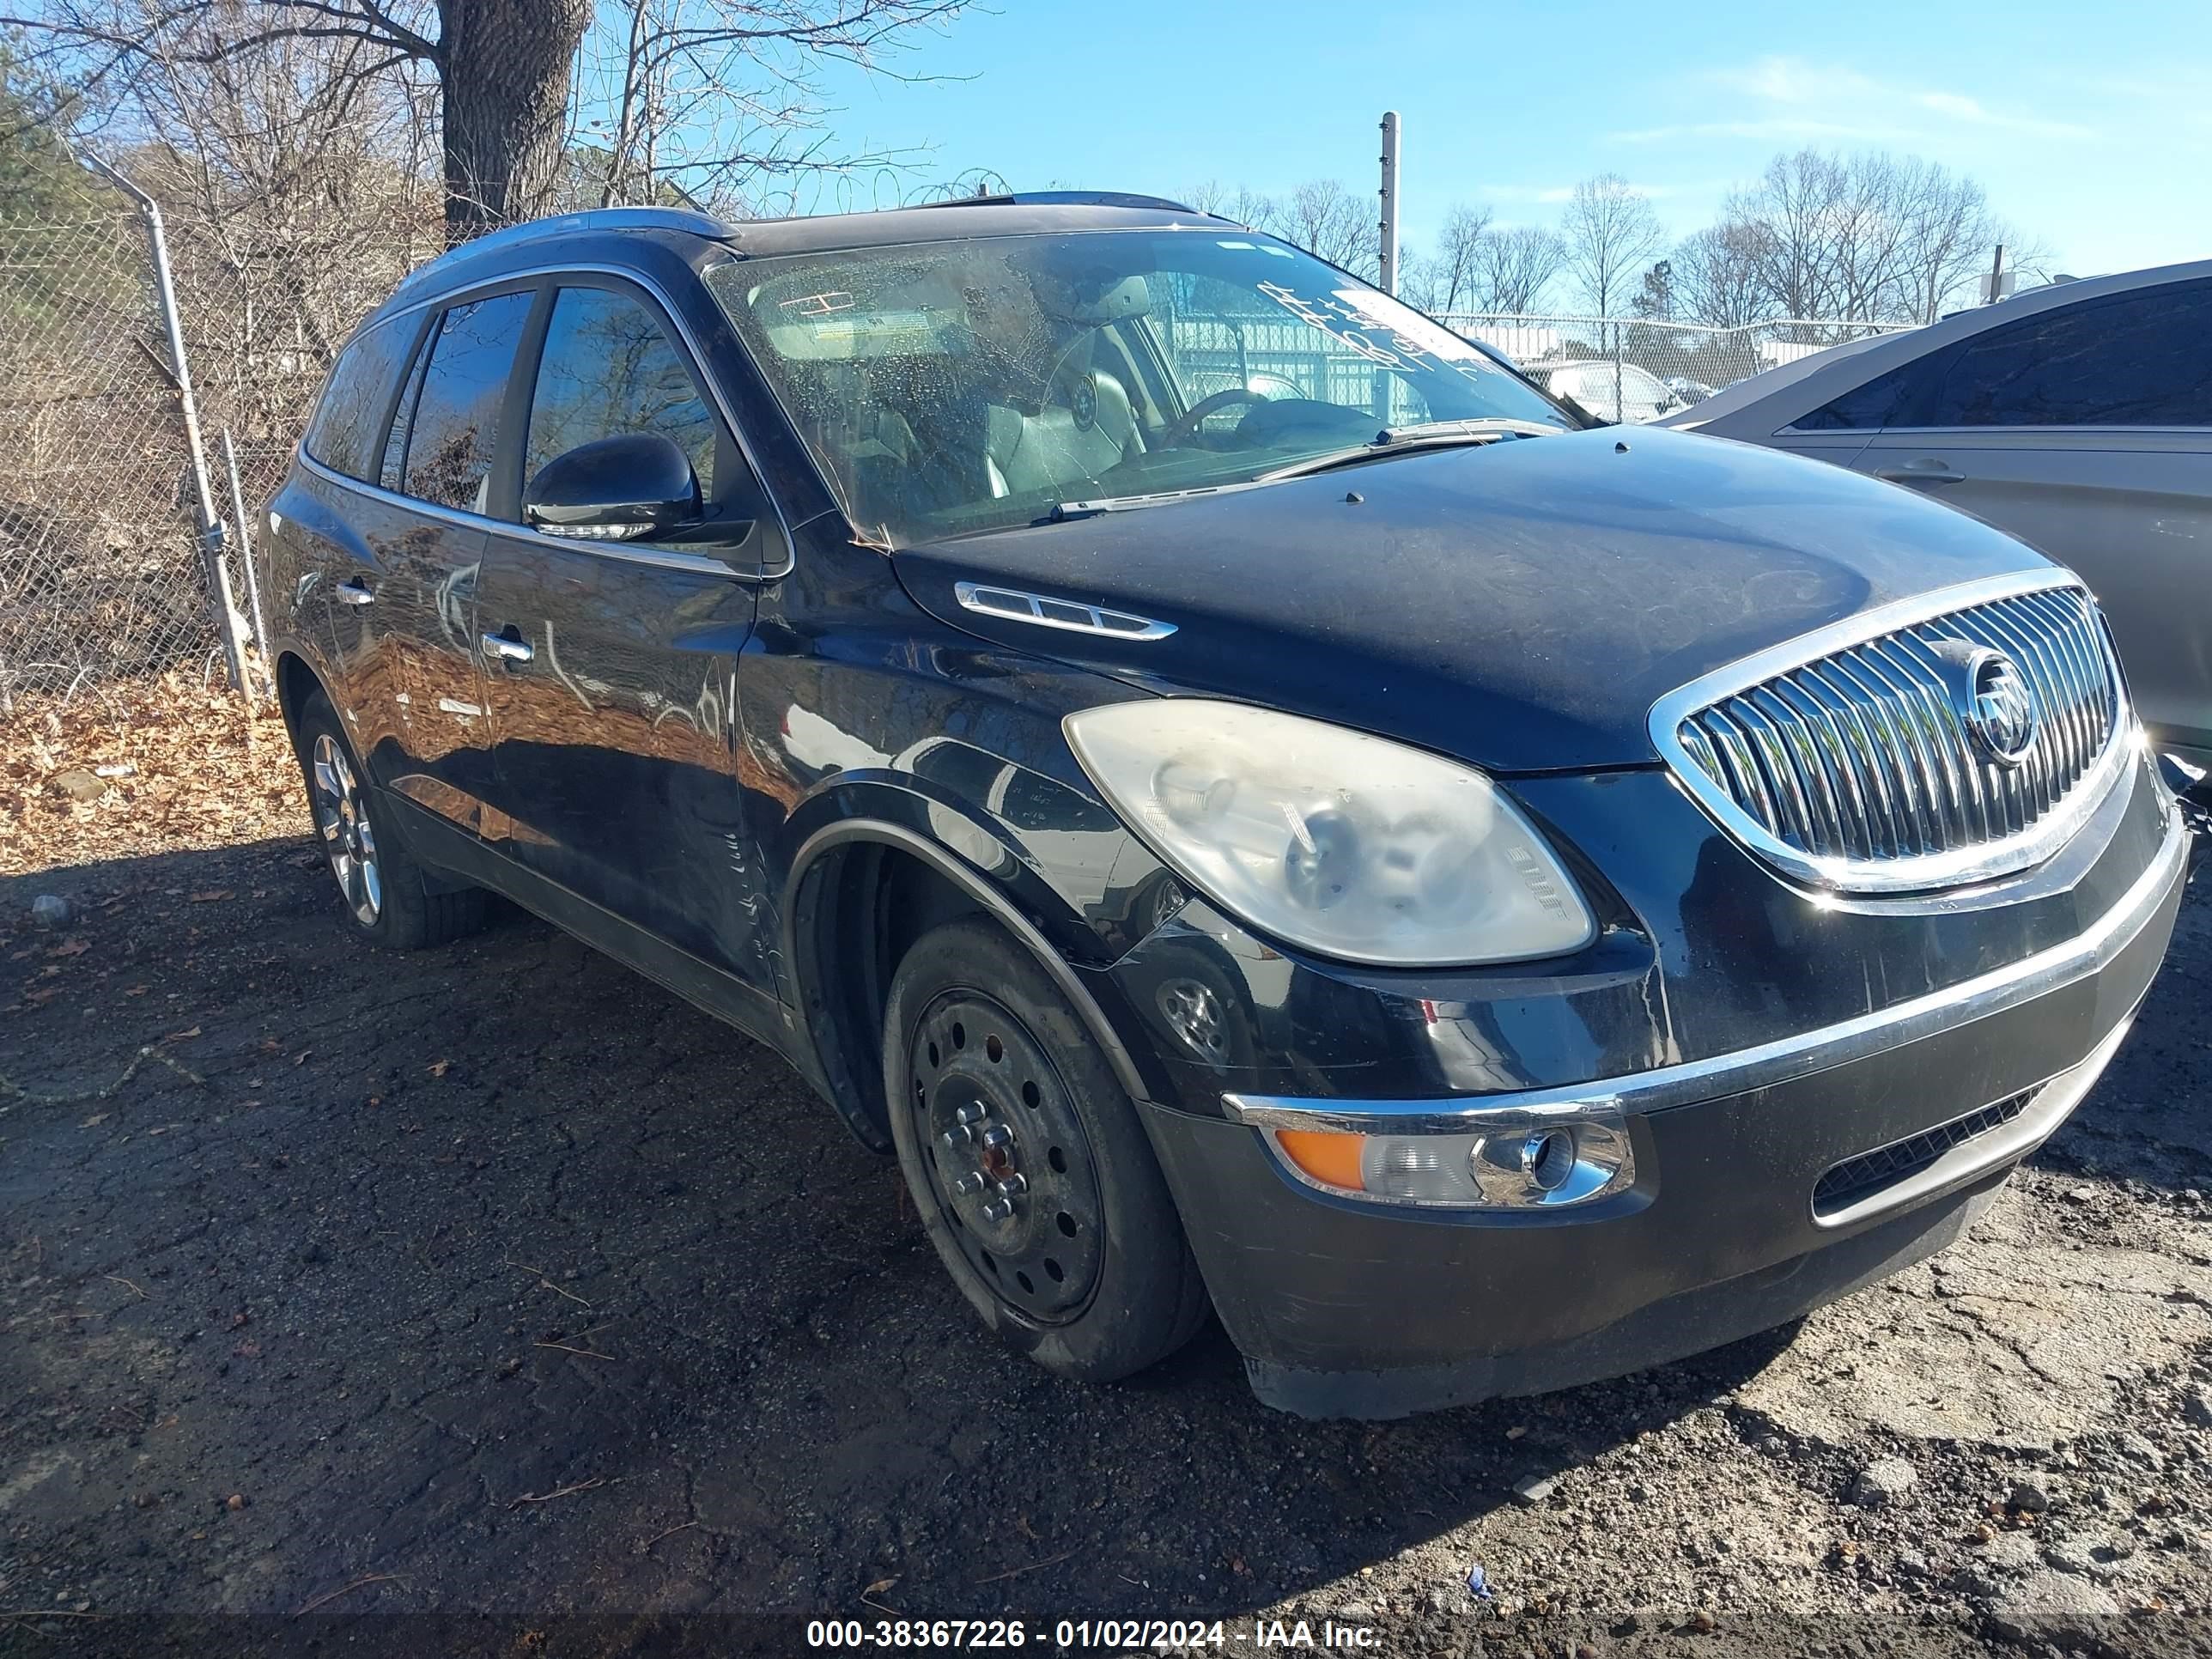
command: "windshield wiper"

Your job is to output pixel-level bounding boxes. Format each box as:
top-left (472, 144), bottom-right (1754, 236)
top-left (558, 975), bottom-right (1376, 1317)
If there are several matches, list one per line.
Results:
top-left (1255, 420), bottom-right (1551, 484)
top-left (1046, 482), bottom-right (1258, 521)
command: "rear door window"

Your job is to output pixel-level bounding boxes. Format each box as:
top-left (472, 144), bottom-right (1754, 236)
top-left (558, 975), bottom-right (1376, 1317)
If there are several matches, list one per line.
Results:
top-left (401, 291), bottom-right (534, 512)
top-left (1925, 281), bottom-right (2212, 428)
top-left (523, 286), bottom-right (719, 496)
top-left (303, 314), bottom-right (420, 482)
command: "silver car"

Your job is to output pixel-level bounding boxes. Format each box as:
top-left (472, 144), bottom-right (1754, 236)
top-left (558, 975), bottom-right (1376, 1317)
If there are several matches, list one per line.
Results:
top-left (1665, 260), bottom-right (2212, 769)
top-left (1524, 357), bottom-right (1683, 424)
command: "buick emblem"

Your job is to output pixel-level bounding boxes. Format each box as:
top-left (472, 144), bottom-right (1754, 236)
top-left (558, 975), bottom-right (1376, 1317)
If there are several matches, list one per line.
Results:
top-left (1941, 644), bottom-right (2038, 765)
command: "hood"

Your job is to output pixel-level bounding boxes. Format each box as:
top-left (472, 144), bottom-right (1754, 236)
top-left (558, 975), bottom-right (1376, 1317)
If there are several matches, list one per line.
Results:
top-left (892, 427), bottom-right (2051, 773)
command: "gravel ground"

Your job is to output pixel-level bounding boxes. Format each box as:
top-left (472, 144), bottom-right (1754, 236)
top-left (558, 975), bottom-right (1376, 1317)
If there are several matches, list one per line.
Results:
top-left (4, 775), bottom-right (2212, 1656)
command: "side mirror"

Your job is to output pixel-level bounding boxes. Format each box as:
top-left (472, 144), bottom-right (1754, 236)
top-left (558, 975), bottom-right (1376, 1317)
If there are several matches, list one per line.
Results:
top-left (523, 433), bottom-right (700, 542)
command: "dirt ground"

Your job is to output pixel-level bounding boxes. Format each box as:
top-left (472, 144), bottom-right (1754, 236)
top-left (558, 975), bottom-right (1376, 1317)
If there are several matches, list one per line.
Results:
top-left (4, 689), bottom-right (2212, 1658)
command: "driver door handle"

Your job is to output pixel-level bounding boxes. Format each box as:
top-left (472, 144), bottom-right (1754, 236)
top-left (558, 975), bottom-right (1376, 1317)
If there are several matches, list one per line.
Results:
top-left (1875, 461), bottom-right (1966, 486)
top-left (482, 629), bottom-right (533, 666)
top-left (334, 579), bottom-right (376, 605)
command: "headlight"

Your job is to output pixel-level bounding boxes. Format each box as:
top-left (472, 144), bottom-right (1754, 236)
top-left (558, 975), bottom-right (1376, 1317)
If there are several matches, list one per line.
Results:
top-left (1063, 700), bottom-right (1595, 966)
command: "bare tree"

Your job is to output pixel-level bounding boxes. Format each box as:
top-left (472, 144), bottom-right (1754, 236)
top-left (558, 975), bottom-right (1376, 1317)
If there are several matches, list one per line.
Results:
top-left (9, 0), bottom-right (969, 239)
top-left (1418, 204), bottom-right (1492, 312)
top-left (1470, 225), bottom-right (1565, 312)
top-left (1186, 179), bottom-right (1282, 234)
top-left (1560, 173), bottom-right (1665, 316)
top-left (1277, 178), bottom-right (1374, 277)
top-left (1672, 222), bottom-right (1772, 326)
top-left (1718, 149), bottom-right (2037, 324)
top-left (574, 0), bottom-right (965, 216)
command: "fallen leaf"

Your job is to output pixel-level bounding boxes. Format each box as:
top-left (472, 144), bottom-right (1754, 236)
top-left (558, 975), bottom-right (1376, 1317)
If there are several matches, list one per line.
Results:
top-left (864, 1577), bottom-right (898, 1597)
top-left (162, 1026), bottom-right (202, 1042)
top-left (427, 1059), bottom-right (451, 1078)
top-left (188, 890), bottom-right (234, 902)
top-left (79, 1113), bottom-right (108, 1127)
top-left (125, 985), bottom-right (149, 996)
top-left (292, 1049), bottom-right (311, 1066)
top-left (51, 938), bottom-right (89, 957)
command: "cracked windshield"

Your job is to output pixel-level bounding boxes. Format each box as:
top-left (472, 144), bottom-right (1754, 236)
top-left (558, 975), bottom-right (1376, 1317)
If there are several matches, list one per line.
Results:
top-left (708, 232), bottom-right (1572, 544)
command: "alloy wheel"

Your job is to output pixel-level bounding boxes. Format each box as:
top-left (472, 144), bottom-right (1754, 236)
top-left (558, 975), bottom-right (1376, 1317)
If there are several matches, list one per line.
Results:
top-left (309, 732), bottom-right (382, 928)
top-left (908, 990), bottom-right (1105, 1324)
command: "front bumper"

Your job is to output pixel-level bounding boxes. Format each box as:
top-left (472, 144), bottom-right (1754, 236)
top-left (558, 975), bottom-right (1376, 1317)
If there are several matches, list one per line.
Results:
top-left (1136, 801), bottom-right (2188, 1419)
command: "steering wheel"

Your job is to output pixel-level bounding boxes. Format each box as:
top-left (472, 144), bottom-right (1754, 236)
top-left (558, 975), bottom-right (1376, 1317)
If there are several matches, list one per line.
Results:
top-left (1160, 386), bottom-right (1271, 448)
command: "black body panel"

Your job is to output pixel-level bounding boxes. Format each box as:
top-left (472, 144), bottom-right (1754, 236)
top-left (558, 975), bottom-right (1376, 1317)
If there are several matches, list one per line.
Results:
top-left (893, 427), bottom-right (2049, 772)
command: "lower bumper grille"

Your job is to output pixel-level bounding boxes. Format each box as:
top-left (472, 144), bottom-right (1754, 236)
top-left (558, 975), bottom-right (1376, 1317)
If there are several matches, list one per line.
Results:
top-left (1812, 1089), bottom-right (2038, 1217)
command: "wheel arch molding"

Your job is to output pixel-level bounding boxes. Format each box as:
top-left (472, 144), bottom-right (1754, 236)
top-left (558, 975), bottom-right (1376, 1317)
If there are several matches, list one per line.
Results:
top-left (778, 799), bottom-right (1169, 1154)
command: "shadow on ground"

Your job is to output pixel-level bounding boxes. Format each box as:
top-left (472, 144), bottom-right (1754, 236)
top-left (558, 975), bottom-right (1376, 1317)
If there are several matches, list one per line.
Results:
top-left (3, 834), bottom-right (2207, 1655)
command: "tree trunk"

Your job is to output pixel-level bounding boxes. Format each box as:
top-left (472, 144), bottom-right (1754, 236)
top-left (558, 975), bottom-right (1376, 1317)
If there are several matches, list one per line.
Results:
top-left (434, 0), bottom-right (592, 243)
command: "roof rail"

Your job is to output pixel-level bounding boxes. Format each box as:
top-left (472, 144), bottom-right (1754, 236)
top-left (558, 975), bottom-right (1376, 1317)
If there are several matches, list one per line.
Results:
top-left (912, 190), bottom-right (1204, 216)
top-left (389, 206), bottom-right (733, 297)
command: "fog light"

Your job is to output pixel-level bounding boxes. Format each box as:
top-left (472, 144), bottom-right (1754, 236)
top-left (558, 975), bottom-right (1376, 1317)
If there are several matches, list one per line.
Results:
top-left (1522, 1127), bottom-right (1577, 1190)
top-left (1269, 1109), bottom-right (1634, 1210)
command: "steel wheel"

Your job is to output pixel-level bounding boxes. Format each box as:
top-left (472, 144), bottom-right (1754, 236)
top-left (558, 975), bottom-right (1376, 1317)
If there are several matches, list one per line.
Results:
top-left (309, 732), bottom-right (381, 928)
top-left (908, 988), bottom-right (1105, 1326)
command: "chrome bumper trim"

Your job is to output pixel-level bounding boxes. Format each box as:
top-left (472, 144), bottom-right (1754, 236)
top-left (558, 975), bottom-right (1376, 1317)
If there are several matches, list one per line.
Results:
top-left (1223, 800), bottom-right (2185, 1135)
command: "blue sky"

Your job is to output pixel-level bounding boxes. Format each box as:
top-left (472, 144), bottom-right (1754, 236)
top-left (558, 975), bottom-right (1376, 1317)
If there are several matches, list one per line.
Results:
top-left (811, 0), bottom-right (2210, 281)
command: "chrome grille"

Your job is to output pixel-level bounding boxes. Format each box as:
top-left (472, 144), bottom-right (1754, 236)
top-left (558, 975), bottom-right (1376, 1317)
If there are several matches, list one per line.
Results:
top-left (1654, 575), bottom-right (2128, 893)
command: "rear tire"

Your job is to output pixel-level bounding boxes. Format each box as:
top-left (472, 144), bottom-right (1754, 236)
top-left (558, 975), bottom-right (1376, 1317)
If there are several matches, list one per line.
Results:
top-left (290, 689), bottom-right (485, 951)
top-left (884, 917), bottom-right (1209, 1382)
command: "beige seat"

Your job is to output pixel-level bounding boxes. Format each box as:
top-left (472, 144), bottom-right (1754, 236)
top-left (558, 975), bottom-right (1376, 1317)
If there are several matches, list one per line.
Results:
top-left (984, 368), bottom-right (1141, 499)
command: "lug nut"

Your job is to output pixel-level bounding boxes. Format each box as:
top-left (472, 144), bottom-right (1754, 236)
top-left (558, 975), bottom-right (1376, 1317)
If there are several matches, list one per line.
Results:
top-left (951, 1172), bottom-right (982, 1197)
top-left (980, 1124), bottom-right (1013, 1152)
top-left (995, 1173), bottom-right (1028, 1198)
top-left (942, 1125), bottom-right (975, 1149)
top-left (979, 1198), bottom-right (1012, 1224)
top-left (954, 1103), bottom-right (985, 1126)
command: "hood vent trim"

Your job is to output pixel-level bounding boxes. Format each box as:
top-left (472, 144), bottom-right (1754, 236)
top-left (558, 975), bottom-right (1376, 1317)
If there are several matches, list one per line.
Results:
top-left (1650, 569), bottom-right (2130, 895)
top-left (953, 580), bottom-right (1176, 642)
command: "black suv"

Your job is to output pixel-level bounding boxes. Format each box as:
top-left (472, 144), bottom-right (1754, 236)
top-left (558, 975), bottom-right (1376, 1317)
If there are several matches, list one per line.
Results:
top-left (260, 197), bottom-right (2187, 1418)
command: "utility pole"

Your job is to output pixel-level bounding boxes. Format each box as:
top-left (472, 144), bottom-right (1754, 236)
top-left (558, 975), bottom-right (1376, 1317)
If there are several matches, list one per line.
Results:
top-left (1377, 111), bottom-right (1401, 296)
top-left (1980, 243), bottom-right (2013, 305)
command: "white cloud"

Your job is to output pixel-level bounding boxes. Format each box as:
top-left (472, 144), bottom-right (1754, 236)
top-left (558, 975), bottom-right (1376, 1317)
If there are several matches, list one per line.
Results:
top-left (1614, 118), bottom-right (1918, 145)
top-left (1611, 54), bottom-right (2100, 149)
top-left (1913, 91), bottom-right (2095, 140)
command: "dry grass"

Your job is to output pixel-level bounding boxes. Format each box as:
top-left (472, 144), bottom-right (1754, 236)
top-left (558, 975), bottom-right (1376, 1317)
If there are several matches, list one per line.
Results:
top-left (0, 673), bottom-right (307, 878)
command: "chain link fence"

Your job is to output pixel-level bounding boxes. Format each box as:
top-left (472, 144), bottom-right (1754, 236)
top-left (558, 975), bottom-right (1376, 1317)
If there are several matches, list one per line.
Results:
top-left (0, 177), bottom-right (217, 709)
top-left (1438, 313), bottom-right (1914, 423)
top-left (0, 159), bottom-right (441, 712)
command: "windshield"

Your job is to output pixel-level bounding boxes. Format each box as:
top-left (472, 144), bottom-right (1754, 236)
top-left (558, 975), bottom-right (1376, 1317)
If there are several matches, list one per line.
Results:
top-left (706, 230), bottom-right (1576, 545)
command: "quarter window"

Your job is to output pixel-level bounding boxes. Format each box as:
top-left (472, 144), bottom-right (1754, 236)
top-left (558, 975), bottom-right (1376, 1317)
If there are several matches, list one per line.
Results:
top-left (1926, 281), bottom-right (2212, 428)
top-left (525, 287), bottom-right (717, 495)
top-left (401, 291), bottom-right (534, 512)
top-left (1795, 357), bottom-right (1936, 431)
top-left (303, 315), bottom-right (418, 481)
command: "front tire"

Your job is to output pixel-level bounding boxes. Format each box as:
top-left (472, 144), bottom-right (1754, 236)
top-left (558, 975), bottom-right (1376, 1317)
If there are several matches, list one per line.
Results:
top-left (290, 689), bottom-right (485, 951)
top-left (884, 917), bottom-right (1209, 1382)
